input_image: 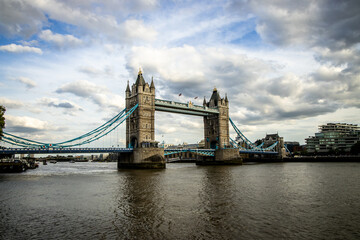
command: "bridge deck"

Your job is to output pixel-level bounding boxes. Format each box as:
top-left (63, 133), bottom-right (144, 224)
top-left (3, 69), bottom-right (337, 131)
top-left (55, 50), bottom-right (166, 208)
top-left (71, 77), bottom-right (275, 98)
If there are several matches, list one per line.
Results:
top-left (0, 148), bottom-right (277, 155)
top-left (0, 148), bottom-right (133, 154)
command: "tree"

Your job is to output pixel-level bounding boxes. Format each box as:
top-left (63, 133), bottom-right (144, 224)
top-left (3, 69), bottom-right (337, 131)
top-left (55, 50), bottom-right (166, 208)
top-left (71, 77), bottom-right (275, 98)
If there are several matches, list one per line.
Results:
top-left (0, 105), bottom-right (5, 140)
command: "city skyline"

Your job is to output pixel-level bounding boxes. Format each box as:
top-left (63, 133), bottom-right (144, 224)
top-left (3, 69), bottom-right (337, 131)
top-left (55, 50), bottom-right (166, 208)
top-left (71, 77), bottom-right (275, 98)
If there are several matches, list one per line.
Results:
top-left (0, 0), bottom-right (359, 145)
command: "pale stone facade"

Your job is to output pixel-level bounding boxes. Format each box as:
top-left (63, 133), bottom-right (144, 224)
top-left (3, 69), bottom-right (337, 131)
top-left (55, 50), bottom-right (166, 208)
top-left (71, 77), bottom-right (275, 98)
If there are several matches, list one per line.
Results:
top-left (125, 70), bottom-right (156, 148)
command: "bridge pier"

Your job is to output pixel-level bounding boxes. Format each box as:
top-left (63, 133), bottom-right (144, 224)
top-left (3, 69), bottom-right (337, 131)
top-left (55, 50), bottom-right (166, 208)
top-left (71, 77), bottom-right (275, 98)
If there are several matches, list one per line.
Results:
top-left (118, 148), bottom-right (165, 169)
top-left (196, 148), bottom-right (242, 165)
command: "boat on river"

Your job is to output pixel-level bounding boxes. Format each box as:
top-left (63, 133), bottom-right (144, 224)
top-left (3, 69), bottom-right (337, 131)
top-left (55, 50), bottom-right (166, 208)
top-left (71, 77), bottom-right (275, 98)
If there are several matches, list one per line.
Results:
top-left (0, 159), bottom-right (27, 173)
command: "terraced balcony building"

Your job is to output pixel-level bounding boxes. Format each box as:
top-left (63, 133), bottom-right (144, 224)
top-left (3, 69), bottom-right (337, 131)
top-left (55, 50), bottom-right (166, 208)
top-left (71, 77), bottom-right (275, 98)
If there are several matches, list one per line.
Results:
top-left (306, 123), bottom-right (360, 153)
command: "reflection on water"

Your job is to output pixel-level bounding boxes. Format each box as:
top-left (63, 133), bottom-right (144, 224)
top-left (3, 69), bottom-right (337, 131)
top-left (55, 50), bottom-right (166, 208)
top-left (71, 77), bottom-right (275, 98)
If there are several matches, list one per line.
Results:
top-left (197, 166), bottom-right (240, 239)
top-left (0, 162), bottom-right (360, 239)
top-left (114, 170), bottom-right (166, 239)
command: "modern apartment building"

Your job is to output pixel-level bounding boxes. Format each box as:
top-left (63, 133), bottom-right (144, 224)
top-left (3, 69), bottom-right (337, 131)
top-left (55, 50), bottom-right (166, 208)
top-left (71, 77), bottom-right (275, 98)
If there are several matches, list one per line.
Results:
top-left (306, 123), bottom-right (360, 153)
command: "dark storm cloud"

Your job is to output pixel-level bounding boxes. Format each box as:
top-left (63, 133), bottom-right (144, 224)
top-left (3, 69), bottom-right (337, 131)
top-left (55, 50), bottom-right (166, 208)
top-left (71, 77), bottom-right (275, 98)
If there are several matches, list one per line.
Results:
top-left (228, 0), bottom-right (360, 50)
top-left (273, 105), bottom-right (337, 121)
top-left (319, 0), bottom-right (360, 50)
top-left (265, 75), bottom-right (299, 98)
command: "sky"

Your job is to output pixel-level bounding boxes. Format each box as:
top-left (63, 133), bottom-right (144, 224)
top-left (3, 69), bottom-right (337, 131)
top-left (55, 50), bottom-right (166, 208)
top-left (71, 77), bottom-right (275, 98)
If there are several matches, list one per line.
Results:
top-left (0, 0), bottom-right (359, 147)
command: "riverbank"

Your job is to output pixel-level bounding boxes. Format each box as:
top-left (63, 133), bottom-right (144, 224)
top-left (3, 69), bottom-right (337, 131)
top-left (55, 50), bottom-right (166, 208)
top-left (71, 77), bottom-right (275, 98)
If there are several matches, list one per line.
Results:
top-left (243, 155), bottom-right (360, 163)
top-left (167, 155), bottom-right (360, 163)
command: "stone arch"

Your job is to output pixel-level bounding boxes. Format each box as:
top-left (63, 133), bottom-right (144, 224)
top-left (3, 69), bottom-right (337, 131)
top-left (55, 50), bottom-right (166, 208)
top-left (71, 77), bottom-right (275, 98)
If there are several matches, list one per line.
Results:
top-left (130, 137), bottom-right (138, 148)
top-left (210, 140), bottom-right (218, 149)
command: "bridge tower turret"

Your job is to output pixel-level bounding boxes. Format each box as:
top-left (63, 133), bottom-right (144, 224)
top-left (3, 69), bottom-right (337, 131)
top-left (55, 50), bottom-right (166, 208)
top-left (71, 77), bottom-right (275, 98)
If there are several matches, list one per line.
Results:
top-left (203, 87), bottom-right (230, 149)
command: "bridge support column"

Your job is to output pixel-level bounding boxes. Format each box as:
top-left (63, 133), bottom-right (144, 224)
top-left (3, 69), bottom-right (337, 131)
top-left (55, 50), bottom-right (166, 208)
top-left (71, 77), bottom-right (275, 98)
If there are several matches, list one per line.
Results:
top-left (196, 148), bottom-right (242, 165)
top-left (118, 148), bottom-right (165, 169)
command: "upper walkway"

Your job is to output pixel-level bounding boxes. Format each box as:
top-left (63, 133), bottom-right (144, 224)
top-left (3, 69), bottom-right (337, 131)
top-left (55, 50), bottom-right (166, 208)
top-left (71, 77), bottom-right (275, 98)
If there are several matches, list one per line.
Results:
top-left (155, 99), bottom-right (219, 116)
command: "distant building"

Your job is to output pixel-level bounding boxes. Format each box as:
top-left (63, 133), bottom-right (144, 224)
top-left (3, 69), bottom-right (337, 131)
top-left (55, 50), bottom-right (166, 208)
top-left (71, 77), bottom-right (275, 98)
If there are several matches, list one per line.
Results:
top-left (284, 141), bottom-right (300, 152)
top-left (159, 140), bottom-right (205, 149)
top-left (262, 133), bottom-right (285, 154)
top-left (306, 123), bottom-right (360, 153)
top-left (236, 133), bottom-right (286, 157)
top-left (158, 142), bottom-right (175, 149)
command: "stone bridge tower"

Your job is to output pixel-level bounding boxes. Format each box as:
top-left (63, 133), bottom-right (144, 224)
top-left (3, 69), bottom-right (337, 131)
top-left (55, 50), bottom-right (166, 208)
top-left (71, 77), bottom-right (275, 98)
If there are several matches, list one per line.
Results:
top-left (203, 88), bottom-right (230, 149)
top-left (125, 69), bottom-right (156, 148)
top-left (198, 88), bottom-right (241, 165)
top-left (120, 69), bottom-right (165, 169)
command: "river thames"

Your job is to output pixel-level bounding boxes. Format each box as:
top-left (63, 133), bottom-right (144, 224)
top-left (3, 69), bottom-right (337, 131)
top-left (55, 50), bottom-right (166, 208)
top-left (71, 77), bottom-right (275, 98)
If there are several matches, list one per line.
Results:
top-left (0, 162), bottom-right (359, 239)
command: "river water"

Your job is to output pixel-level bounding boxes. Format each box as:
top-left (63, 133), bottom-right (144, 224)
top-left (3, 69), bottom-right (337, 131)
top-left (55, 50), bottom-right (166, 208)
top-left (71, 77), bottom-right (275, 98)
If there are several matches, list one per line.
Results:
top-left (0, 162), bottom-right (359, 240)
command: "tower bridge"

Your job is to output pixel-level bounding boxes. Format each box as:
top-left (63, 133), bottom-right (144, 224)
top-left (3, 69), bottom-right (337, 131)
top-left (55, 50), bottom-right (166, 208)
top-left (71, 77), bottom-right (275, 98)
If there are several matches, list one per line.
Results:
top-left (119, 69), bottom-right (241, 168)
top-left (0, 69), bottom-right (283, 168)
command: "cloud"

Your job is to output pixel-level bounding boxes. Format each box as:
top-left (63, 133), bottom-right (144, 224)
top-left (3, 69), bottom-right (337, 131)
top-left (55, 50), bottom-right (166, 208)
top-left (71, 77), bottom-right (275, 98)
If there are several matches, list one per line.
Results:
top-left (78, 65), bottom-right (114, 78)
top-left (0, 44), bottom-right (42, 54)
top-left (157, 125), bottom-right (178, 134)
top-left (39, 97), bottom-right (83, 111)
top-left (1, 0), bottom-right (158, 45)
top-left (11, 76), bottom-right (37, 89)
top-left (265, 74), bottom-right (302, 98)
top-left (0, 97), bottom-right (24, 109)
top-left (123, 19), bottom-right (157, 42)
top-left (39, 29), bottom-right (82, 48)
top-left (29, 0), bottom-right (157, 43)
top-left (5, 115), bottom-right (52, 133)
top-left (0, 0), bottom-right (46, 37)
top-left (127, 44), bottom-right (360, 126)
top-left (154, 112), bottom-right (204, 144)
top-left (126, 45), bottom-right (274, 100)
top-left (228, 0), bottom-right (360, 50)
top-left (55, 80), bottom-right (123, 110)
top-left (0, 0), bottom-right (358, 145)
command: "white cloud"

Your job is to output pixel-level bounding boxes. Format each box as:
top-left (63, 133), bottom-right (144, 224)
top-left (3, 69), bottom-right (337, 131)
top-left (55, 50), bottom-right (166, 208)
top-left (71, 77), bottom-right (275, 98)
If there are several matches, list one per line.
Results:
top-left (78, 65), bottom-right (114, 77)
top-left (5, 115), bottom-right (52, 133)
top-left (0, 97), bottom-right (24, 109)
top-left (11, 76), bottom-right (37, 89)
top-left (128, 45), bottom-right (206, 83)
top-left (0, 44), bottom-right (42, 54)
top-left (29, 0), bottom-right (157, 43)
top-left (123, 19), bottom-right (157, 42)
top-left (39, 29), bottom-right (82, 48)
top-left (55, 80), bottom-right (124, 110)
